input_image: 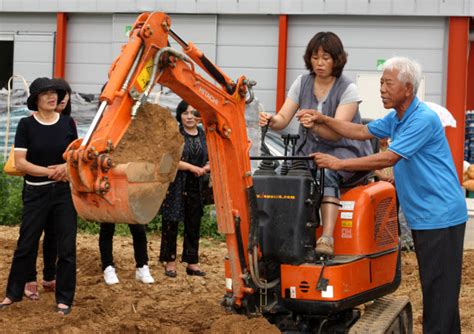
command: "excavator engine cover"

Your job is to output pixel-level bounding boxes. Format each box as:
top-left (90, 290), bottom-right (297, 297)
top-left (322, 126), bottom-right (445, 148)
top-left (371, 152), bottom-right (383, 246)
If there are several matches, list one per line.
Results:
top-left (253, 172), bottom-right (320, 265)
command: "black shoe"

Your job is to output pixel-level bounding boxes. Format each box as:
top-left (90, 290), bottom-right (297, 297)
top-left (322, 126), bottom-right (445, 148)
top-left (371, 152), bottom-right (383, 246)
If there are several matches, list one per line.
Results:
top-left (56, 306), bottom-right (72, 315)
top-left (186, 267), bottom-right (206, 277)
top-left (0, 303), bottom-right (12, 310)
top-left (164, 269), bottom-right (177, 278)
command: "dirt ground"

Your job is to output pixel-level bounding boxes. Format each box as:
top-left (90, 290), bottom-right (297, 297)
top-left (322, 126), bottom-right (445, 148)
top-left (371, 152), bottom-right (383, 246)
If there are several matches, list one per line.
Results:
top-left (113, 103), bottom-right (183, 166)
top-left (0, 225), bottom-right (473, 334)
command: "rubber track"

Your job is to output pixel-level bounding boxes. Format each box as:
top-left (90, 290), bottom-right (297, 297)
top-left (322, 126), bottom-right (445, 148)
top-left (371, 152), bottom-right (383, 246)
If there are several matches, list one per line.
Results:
top-left (348, 295), bottom-right (410, 334)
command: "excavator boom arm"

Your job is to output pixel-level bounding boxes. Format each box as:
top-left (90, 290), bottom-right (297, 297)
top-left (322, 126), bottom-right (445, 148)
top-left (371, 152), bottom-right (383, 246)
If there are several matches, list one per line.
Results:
top-left (65, 12), bottom-right (256, 306)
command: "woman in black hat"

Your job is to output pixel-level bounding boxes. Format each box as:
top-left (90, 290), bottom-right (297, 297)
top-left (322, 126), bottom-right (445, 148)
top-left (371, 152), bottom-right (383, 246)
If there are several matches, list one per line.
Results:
top-left (23, 78), bottom-right (74, 299)
top-left (0, 77), bottom-right (78, 315)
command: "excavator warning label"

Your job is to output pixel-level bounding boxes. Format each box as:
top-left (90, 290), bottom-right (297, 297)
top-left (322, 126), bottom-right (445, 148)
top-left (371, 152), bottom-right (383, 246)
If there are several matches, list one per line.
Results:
top-left (340, 212), bottom-right (353, 219)
top-left (341, 220), bottom-right (352, 228)
top-left (321, 285), bottom-right (334, 298)
top-left (136, 58), bottom-right (154, 90)
top-left (225, 278), bottom-right (232, 290)
top-left (341, 228), bottom-right (352, 238)
top-left (340, 201), bottom-right (355, 211)
top-left (256, 194), bottom-right (296, 200)
top-left (290, 287), bottom-right (296, 299)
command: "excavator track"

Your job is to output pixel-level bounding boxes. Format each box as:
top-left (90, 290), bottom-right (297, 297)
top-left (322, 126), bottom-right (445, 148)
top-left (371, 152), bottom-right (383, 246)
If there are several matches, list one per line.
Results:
top-left (349, 295), bottom-right (412, 334)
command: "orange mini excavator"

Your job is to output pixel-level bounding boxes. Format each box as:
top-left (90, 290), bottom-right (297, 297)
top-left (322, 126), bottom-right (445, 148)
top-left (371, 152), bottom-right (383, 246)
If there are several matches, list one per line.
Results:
top-left (64, 12), bottom-right (412, 333)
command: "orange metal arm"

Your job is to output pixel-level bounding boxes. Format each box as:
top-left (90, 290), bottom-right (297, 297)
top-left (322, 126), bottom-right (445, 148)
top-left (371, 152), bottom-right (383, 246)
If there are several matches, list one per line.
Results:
top-left (64, 12), bottom-right (255, 306)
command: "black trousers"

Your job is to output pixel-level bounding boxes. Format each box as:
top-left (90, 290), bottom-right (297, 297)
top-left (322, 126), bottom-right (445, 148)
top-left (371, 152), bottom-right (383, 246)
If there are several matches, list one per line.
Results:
top-left (6, 182), bottom-right (77, 306)
top-left (26, 213), bottom-right (57, 282)
top-left (159, 190), bottom-right (203, 264)
top-left (42, 217), bottom-right (57, 281)
top-left (412, 223), bottom-right (465, 334)
top-left (99, 223), bottom-right (149, 271)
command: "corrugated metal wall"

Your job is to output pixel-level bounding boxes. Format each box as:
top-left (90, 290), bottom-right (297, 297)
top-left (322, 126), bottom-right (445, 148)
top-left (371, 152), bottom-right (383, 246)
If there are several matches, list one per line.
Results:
top-left (66, 14), bottom-right (113, 94)
top-left (0, 13), bottom-right (56, 84)
top-left (66, 13), bottom-right (219, 95)
top-left (216, 15), bottom-right (279, 112)
top-left (0, 0), bottom-right (472, 16)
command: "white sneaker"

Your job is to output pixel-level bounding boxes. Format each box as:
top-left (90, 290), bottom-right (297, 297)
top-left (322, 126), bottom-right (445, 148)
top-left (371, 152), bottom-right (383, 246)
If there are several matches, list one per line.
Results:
top-left (103, 265), bottom-right (119, 285)
top-left (135, 265), bottom-right (155, 284)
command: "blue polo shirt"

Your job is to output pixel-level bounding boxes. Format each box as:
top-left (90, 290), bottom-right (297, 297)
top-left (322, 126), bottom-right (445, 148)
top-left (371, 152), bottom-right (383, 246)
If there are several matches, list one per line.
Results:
top-left (367, 97), bottom-right (467, 230)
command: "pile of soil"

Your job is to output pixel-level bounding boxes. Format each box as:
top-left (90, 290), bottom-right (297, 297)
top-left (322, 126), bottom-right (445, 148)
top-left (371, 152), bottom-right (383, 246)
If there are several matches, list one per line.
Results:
top-left (0, 225), bottom-right (472, 333)
top-left (113, 103), bottom-right (183, 165)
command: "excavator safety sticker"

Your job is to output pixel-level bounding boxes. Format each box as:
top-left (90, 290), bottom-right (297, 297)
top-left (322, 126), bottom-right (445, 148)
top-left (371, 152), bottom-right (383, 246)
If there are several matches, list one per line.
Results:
top-left (256, 194), bottom-right (296, 200)
top-left (225, 278), bottom-right (232, 290)
top-left (136, 58), bottom-right (154, 90)
top-left (340, 212), bottom-right (353, 219)
top-left (290, 287), bottom-right (296, 298)
top-left (341, 220), bottom-right (352, 228)
top-left (340, 201), bottom-right (355, 211)
top-left (341, 228), bottom-right (352, 238)
top-left (321, 285), bottom-right (334, 298)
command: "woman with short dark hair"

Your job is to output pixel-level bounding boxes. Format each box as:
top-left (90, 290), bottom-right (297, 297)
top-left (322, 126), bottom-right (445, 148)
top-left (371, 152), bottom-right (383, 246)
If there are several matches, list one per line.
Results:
top-left (258, 32), bottom-right (373, 256)
top-left (54, 78), bottom-right (72, 116)
top-left (0, 77), bottom-right (78, 315)
top-left (159, 100), bottom-right (210, 278)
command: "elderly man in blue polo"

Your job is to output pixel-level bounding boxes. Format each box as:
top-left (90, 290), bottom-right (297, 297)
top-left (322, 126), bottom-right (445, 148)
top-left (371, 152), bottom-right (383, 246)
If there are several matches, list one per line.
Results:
top-left (297, 56), bottom-right (467, 334)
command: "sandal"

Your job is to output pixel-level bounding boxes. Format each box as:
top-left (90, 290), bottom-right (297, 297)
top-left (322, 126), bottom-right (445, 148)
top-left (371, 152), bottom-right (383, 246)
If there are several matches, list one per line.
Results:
top-left (24, 281), bottom-right (39, 300)
top-left (164, 262), bottom-right (177, 278)
top-left (164, 269), bottom-right (177, 278)
top-left (0, 302), bottom-right (12, 310)
top-left (186, 267), bottom-right (206, 277)
top-left (0, 297), bottom-right (14, 310)
top-left (42, 280), bottom-right (56, 292)
top-left (315, 236), bottom-right (334, 256)
top-left (56, 305), bottom-right (72, 315)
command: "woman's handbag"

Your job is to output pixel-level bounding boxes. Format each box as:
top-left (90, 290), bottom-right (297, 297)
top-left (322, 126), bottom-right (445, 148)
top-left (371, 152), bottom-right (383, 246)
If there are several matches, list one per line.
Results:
top-left (3, 145), bottom-right (25, 176)
top-left (3, 75), bottom-right (28, 177)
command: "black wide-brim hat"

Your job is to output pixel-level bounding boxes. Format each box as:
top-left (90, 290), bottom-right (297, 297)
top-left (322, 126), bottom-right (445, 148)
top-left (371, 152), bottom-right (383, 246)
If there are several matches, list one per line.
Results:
top-left (27, 77), bottom-right (66, 111)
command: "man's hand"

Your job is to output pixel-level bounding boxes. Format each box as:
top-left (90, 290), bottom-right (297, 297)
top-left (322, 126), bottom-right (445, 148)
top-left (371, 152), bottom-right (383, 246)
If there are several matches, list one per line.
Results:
top-left (311, 152), bottom-right (343, 170)
top-left (48, 163), bottom-right (68, 182)
top-left (296, 109), bottom-right (316, 128)
top-left (296, 109), bottom-right (325, 128)
top-left (258, 112), bottom-right (273, 127)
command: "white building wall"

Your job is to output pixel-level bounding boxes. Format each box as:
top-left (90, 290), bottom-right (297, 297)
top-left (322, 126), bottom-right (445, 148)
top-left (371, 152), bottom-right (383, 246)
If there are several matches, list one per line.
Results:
top-left (0, 13), bottom-right (56, 84)
top-left (66, 13), bottom-right (218, 94)
top-left (0, 0), bottom-right (472, 16)
top-left (216, 15), bottom-right (279, 112)
top-left (66, 14), bottom-right (113, 94)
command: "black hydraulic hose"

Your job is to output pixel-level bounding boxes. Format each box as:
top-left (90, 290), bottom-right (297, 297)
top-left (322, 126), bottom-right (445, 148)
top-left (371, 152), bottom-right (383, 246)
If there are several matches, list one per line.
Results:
top-left (259, 122), bottom-right (272, 156)
top-left (169, 28), bottom-right (235, 95)
top-left (169, 29), bottom-right (188, 48)
top-left (250, 156), bottom-right (313, 161)
top-left (257, 121), bottom-right (279, 171)
top-left (296, 127), bottom-right (309, 155)
top-left (199, 55), bottom-right (235, 94)
top-left (246, 186), bottom-right (260, 251)
top-left (318, 167), bottom-right (325, 207)
top-left (234, 216), bottom-right (248, 275)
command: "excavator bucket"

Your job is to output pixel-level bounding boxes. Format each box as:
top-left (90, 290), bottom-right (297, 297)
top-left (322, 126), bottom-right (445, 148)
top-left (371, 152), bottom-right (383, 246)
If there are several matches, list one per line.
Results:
top-left (68, 103), bottom-right (183, 224)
